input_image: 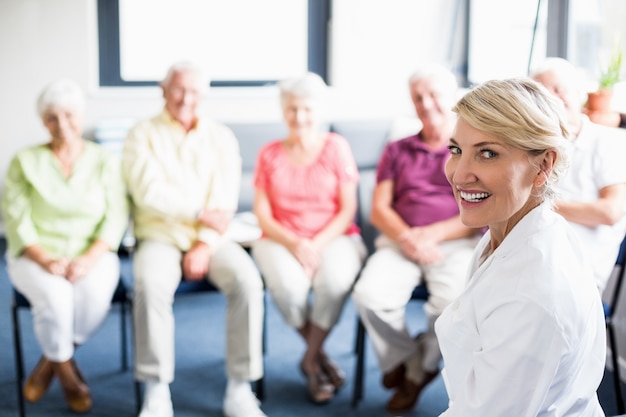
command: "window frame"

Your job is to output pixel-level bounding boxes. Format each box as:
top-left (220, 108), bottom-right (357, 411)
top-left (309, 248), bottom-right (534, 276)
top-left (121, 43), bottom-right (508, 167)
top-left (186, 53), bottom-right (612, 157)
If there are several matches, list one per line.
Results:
top-left (98, 0), bottom-right (569, 89)
top-left (97, 0), bottom-right (330, 87)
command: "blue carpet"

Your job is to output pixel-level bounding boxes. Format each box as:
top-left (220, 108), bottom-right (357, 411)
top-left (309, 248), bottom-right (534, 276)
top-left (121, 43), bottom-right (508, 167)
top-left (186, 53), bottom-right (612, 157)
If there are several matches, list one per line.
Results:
top-left (0, 237), bottom-right (623, 416)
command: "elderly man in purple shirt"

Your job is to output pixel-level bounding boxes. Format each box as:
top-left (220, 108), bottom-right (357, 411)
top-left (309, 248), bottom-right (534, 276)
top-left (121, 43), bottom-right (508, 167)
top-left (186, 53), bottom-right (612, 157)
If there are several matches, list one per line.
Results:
top-left (352, 63), bottom-right (479, 414)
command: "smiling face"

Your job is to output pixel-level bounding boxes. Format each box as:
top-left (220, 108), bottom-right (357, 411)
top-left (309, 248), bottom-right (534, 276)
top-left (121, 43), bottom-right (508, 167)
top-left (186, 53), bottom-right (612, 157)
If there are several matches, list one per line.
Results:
top-left (42, 105), bottom-right (83, 144)
top-left (162, 69), bottom-right (205, 130)
top-left (282, 94), bottom-right (320, 138)
top-left (410, 75), bottom-right (456, 131)
top-left (446, 118), bottom-right (551, 244)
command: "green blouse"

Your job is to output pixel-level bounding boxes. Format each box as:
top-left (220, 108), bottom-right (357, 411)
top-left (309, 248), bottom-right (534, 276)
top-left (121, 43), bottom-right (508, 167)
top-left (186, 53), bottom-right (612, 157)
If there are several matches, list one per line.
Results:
top-left (1, 140), bottom-right (129, 258)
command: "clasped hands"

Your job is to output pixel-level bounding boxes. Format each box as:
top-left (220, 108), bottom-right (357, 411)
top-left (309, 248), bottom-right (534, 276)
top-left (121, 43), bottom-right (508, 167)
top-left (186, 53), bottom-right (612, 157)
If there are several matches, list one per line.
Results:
top-left (287, 238), bottom-right (321, 278)
top-left (43, 255), bottom-right (96, 283)
top-left (398, 227), bottom-right (443, 265)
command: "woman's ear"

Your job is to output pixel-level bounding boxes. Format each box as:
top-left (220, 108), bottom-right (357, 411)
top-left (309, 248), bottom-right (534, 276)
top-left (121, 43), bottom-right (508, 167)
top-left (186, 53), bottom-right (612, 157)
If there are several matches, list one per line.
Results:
top-left (535, 149), bottom-right (557, 187)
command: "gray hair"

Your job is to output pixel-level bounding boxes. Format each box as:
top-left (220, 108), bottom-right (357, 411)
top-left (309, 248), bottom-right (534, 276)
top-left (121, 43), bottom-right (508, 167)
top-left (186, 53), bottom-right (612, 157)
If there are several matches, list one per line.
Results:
top-left (161, 60), bottom-right (210, 89)
top-left (36, 79), bottom-right (85, 119)
top-left (278, 72), bottom-right (328, 108)
top-left (453, 78), bottom-right (570, 202)
top-left (529, 56), bottom-right (587, 103)
top-left (408, 63), bottom-right (458, 95)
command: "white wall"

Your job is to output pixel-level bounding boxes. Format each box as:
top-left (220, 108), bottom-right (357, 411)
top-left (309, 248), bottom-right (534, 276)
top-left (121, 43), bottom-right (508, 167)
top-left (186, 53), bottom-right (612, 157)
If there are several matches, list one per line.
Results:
top-left (0, 0), bottom-right (420, 231)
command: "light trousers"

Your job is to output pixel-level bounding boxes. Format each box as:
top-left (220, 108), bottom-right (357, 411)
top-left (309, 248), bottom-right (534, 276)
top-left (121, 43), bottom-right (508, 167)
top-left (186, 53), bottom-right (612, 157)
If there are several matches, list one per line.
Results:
top-left (7, 252), bottom-right (120, 362)
top-left (252, 235), bottom-right (365, 331)
top-left (352, 235), bottom-right (476, 373)
top-left (132, 239), bottom-right (264, 383)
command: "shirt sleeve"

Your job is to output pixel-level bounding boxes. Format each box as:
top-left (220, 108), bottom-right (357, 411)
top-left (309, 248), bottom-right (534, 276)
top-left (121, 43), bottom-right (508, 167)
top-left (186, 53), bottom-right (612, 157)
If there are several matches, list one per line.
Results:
top-left (442, 300), bottom-right (566, 417)
top-left (198, 126), bottom-right (241, 245)
top-left (376, 142), bottom-right (396, 183)
top-left (0, 154), bottom-right (39, 256)
top-left (331, 134), bottom-right (359, 184)
top-left (253, 143), bottom-right (272, 192)
top-left (593, 127), bottom-right (626, 189)
top-left (122, 122), bottom-right (199, 222)
top-left (93, 152), bottom-right (130, 250)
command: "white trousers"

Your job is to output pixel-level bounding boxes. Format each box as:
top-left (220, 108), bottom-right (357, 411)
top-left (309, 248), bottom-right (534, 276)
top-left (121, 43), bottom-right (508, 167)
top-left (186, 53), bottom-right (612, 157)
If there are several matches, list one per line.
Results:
top-left (7, 252), bottom-right (120, 362)
top-left (132, 239), bottom-right (265, 383)
top-left (252, 235), bottom-right (365, 330)
top-left (352, 235), bottom-right (476, 373)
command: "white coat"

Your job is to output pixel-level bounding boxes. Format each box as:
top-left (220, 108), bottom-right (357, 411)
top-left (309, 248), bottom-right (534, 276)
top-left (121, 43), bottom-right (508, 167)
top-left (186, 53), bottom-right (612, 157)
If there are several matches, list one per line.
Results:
top-left (436, 203), bottom-right (606, 417)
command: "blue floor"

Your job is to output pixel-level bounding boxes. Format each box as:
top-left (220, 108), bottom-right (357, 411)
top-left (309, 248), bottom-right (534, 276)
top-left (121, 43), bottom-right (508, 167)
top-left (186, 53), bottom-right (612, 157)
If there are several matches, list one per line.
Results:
top-left (0, 238), bottom-right (623, 416)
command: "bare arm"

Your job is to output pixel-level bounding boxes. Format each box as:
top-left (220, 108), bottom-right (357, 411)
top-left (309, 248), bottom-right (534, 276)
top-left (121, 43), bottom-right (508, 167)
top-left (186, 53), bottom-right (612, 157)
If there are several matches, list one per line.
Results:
top-left (370, 180), bottom-right (412, 241)
top-left (555, 183), bottom-right (626, 227)
top-left (310, 181), bottom-right (358, 250)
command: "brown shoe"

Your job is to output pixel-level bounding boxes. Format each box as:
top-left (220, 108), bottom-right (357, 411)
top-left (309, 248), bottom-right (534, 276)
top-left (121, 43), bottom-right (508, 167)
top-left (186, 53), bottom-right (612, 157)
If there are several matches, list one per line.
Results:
top-left (53, 359), bottom-right (92, 413)
top-left (385, 370), bottom-right (439, 414)
top-left (23, 356), bottom-right (55, 403)
top-left (382, 363), bottom-right (406, 389)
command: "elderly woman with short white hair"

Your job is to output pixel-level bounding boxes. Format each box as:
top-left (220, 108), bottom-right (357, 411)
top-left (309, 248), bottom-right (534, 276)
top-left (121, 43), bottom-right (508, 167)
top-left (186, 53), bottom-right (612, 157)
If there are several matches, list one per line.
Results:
top-left (252, 72), bottom-right (366, 404)
top-left (1, 79), bottom-right (129, 413)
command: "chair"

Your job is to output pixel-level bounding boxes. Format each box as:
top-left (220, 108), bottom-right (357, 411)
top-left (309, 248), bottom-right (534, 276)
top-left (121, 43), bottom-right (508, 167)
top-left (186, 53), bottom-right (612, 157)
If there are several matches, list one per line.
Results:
top-left (11, 276), bottom-right (132, 417)
top-left (351, 284), bottom-right (429, 408)
top-left (605, 234), bottom-right (626, 414)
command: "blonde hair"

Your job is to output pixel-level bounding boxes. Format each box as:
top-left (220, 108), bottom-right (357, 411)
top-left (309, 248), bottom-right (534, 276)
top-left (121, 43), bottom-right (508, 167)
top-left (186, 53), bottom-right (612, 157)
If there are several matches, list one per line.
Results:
top-left (453, 78), bottom-right (570, 202)
top-left (36, 79), bottom-right (85, 119)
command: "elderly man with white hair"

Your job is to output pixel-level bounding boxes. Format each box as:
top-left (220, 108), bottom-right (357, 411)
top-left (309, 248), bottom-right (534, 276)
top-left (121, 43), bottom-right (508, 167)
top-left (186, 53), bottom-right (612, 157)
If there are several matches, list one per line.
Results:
top-left (531, 57), bottom-right (626, 292)
top-left (352, 63), bottom-right (480, 414)
top-left (123, 61), bottom-right (267, 417)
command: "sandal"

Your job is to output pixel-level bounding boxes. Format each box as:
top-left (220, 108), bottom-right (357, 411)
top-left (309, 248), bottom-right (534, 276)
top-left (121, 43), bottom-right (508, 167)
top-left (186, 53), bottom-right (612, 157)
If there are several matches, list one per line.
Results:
top-left (300, 363), bottom-right (335, 404)
top-left (319, 353), bottom-right (346, 390)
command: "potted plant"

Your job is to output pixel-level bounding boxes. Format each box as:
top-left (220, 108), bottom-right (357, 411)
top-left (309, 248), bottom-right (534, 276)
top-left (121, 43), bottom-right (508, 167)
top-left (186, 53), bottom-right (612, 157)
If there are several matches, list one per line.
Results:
top-left (586, 43), bottom-right (623, 113)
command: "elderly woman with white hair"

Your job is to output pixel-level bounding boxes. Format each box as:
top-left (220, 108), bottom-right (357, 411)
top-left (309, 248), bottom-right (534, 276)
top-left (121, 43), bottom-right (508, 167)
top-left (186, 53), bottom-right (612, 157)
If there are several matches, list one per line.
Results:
top-left (1, 79), bottom-right (129, 413)
top-left (252, 72), bottom-right (365, 404)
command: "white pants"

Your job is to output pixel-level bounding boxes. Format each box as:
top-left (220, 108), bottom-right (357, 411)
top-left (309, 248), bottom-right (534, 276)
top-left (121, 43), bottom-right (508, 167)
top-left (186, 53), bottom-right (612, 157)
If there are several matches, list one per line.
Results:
top-left (7, 252), bottom-right (120, 362)
top-left (352, 235), bottom-right (476, 373)
top-left (252, 235), bottom-right (365, 330)
top-left (132, 239), bottom-right (265, 383)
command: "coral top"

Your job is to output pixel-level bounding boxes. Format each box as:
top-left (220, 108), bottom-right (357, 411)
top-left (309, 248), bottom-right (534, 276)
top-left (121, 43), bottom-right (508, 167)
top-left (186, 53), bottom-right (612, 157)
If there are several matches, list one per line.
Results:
top-left (254, 132), bottom-right (360, 239)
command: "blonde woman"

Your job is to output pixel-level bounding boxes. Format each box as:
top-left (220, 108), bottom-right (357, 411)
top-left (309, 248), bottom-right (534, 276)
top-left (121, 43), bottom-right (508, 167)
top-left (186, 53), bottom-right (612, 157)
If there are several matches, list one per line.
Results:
top-left (437, 78), bottom-right (606, 416)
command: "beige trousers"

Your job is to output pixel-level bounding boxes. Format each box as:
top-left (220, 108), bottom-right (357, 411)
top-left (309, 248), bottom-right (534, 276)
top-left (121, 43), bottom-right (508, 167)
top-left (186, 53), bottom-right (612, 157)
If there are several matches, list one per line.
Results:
top-left (8, 252), bottom-right (120, 362)
top-left (252, 235), bottom-right (365, 330)
top-left (132, 239), bottom-right (264, 383)
top-left (352, 235), bottom-right (477, 373)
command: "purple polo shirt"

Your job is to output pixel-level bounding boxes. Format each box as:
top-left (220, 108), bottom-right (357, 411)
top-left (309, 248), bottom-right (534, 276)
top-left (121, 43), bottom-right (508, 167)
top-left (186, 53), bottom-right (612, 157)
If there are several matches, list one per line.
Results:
top-left (376, 133), bottom-right (459, 227)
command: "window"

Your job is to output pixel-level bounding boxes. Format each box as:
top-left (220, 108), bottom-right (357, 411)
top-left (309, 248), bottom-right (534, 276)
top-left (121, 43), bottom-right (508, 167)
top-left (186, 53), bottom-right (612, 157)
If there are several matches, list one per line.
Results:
top-left (97, 0), bottom-right (330, 86)
top-left (98, 0), bottom-right (624, 92)
top-left (468, 0), bottom-right (548, 84)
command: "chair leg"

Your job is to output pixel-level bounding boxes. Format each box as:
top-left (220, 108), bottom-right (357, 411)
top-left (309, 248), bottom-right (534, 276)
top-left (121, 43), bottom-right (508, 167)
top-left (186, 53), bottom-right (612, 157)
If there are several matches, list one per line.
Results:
top-left (254, 377), bottom-right (265, 402)
top-left (135, 381), bottom-right (143, 416)
top-left (351, 317), bottom-right (366, 408)
top-left (254, 291), bottom-right (267, 401)
top-left (12, 303), bottom-right (26, 417)
top-left (608, 321), bottom-right (625, 414)
top-left (120, 300), bottom-right (128, 371)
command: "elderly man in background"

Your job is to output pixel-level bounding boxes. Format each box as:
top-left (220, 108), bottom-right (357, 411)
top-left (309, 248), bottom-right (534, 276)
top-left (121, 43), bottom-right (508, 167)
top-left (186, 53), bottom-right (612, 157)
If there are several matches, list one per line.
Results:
top-left (122, 61), bottom-right (267, 417)
top-left (352, 63), bottom-right (479, 414)
top-left (531, 57), bottom-right (626, 292)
